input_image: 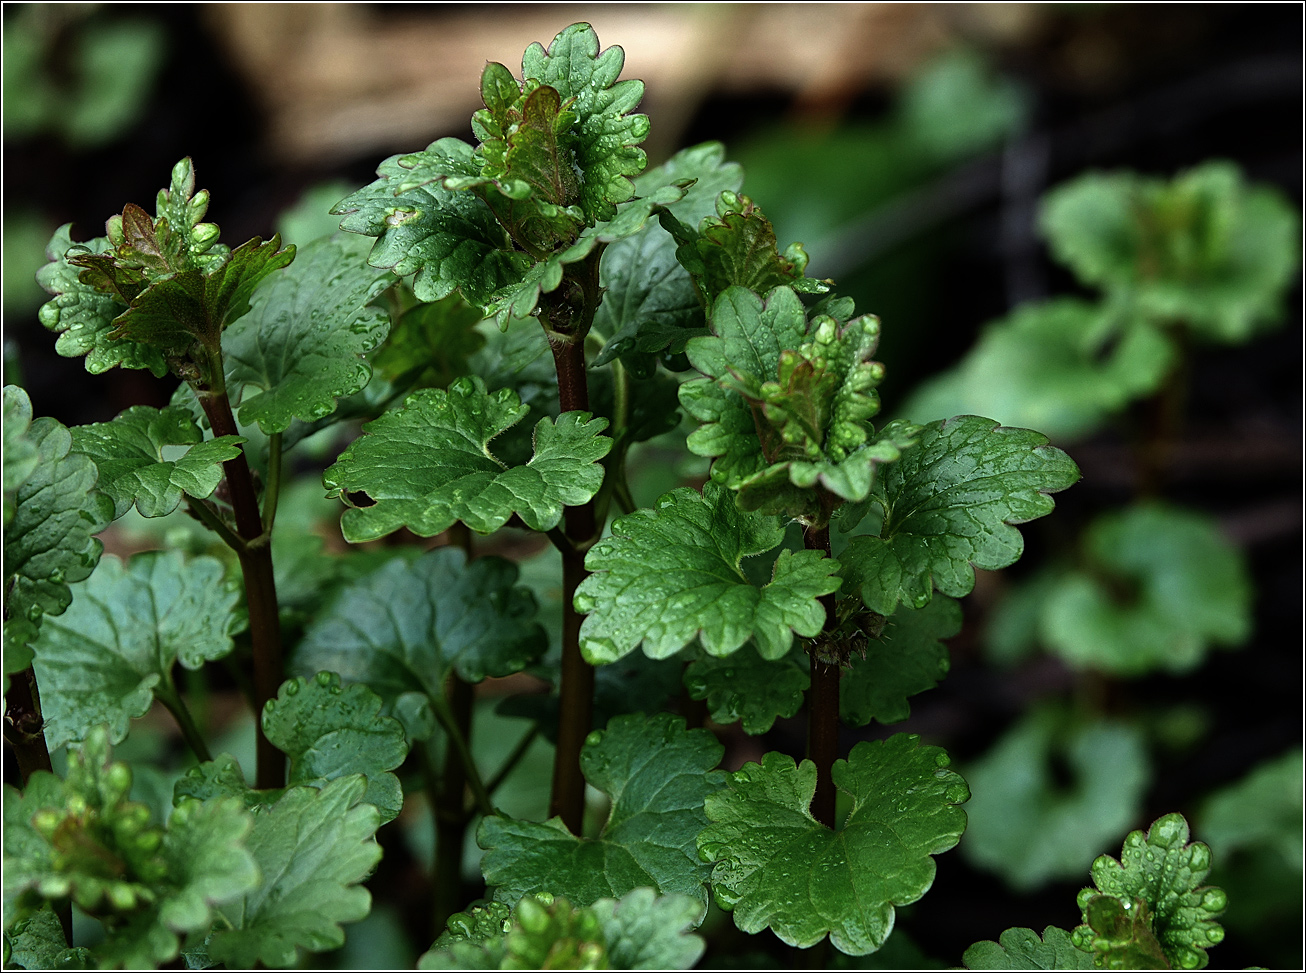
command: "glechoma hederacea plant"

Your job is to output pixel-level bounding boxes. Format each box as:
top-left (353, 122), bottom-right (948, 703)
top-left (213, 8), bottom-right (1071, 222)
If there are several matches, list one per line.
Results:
top-left (3, 23), bottom-right (1234, 970)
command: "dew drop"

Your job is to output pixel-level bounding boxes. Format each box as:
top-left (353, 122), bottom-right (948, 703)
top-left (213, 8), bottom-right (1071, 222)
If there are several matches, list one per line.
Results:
top-left (284, 680), bottom-right (300, 696)
top-left (1201, 888), bottom-right (1227, 912)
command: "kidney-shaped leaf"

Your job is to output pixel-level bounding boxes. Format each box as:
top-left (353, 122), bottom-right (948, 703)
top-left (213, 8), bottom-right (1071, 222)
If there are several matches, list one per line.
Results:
top-left (962, 925), bottom-right (1094, 970)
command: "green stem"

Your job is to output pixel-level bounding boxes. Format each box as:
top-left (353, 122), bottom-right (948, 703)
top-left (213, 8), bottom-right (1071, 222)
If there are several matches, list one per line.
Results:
top-left (432, 674), bottom-right (476, 937)
top-left (804, 524), bottom-right (839, 830)
top-left (153, 675), bottom-right (213, 764)
top-left (262, 433), bottom-right (283, 534)
top-left (486, 725), bottom-right (540, 796)
top-left (430, 693), bottom-right (493, 817)
top-left (186, 496), bottom-right (244, 552)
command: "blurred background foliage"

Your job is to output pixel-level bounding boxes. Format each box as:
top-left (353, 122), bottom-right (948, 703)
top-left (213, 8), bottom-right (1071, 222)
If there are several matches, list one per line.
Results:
top-left (3, 3), bottom-right (1300, 969)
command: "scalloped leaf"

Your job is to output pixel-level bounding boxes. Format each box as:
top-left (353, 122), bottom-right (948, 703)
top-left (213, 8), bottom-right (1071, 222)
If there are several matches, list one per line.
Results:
top-left (1040, 162), bottom-right (1300, 344)
top-left (30, 551), bottom-right (242, 750)
top-left (1039, 504), bottom-right (1252, 676)
top-left (697, 734), bottom-right (970, 955)
top-left (575, 481), bottom-right (840, 663)
top-left (69, 405), bottom-right (243, 518)
top-left (962, 705), bottom-right (1149, 892)
top-left (478, 713), bottom-right (726, 913)
top-left (840, 595), bottom-right (960, 727)
top-left (962, 925), bottom-right (1095, 970)
top-left (294, 547), bottom-right (546, 742)
top-left (683, 642), bottom-right (809, 735)
top-left (1200, 749), bottom-right (1302, 867)
top-left (420, 889), bottom-right (705, 970)
top-left (3, 387), bottom-right (40, 526)
top-left (222, 234), bottom-right (395, 434)
top-left (261, 673), bottom-right (409, 823)
top-left (372, 292), bottom-right (486, 392)
top-left (324, 375), bottom-right (610, 541)
top-left (206, 776), bottom-right (382, 969)
top-left (3, 908), bottom-right (92, 970)
top-left (840, 416), bottom-right (1080, 615)
top-left (1073, 814), bottom-right (1227, 970)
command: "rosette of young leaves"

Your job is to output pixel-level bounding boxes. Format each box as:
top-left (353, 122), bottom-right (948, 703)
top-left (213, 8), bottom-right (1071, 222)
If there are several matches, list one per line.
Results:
top-left (323, 375), bottom-right (611, 541)
top-left (1038, 504), bottom-right (1251, 676)
top-left (205, 775), bottom-right (383, 969)
top-left (69, 405), bottom-right (243, 519)
top-left (2, 727), bottom-right (259, 968)
top-left (1040, 162), bottom-right (1300, 344)
top-left (420, 889), bottom-right (705, 970)
top-left (901, 298), bottom-right (1176, 441)
top-left (682, 285), bottom-right (914, 522)
top-left (294, 548), bottom-right (546, 742)
top-left (4, 409), bottom-right (113, 683)
top-left (961, 706), bottom-right (1149, 891)
top-left (683, 642), bottom-right (809, 735)
top-left (575, 482), bottom-right (840, 664)
top-left (658, 191), bottom-right (830, 310)
top-left (962, 926), bottom-right (1094, 970)
top-left (478, 713), bottom-right (727, 914)
top-left (221, 234), bottom-right (396, 434)
top-left (3, 386), bottom-right (40, 527)
top-left (1071, 814), bottom-right (1227, 970)
top-left (840, 415), bottom-right (1080, 615)
top-left (29, 551), bottom-right (241, 750)
top-left (697, 734), bottom-right (970, 955)
top-left (839, 595), bottom-right (960, 727)
top-left (261, 673), bottom-right (409, 823)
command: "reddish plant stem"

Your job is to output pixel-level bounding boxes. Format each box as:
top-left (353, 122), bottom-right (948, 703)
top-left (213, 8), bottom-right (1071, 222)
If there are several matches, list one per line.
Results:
top-left (804, 524), bottom-right (840, 830)
top-left (198, 388), bottom-right (285, 790)
top-left (546, 327), bottom-right (597, 834)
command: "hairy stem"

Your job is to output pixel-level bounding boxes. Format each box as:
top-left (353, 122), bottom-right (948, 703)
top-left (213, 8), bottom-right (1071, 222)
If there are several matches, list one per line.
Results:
top-left (196, 351), bottom-right (285, 791)
top-left (804, 524), bottom-right (839, 830)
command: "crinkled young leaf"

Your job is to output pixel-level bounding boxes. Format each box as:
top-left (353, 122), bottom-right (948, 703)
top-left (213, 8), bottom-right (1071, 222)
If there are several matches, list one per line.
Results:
top-left (4, 416), bottom-right (113, 674)
top-left (420, 888), bottom-right (704, 971)
top-left (262, 673), bottom-right (409, 823)
top-left (962, 925), bottom-right (1095, 970)
top-left (478, 713), bottom-right (726, 913)
top-left (69, 405), bottom-right (243, 518)
top-left (1041, 162), bottom-right (1300, 344)
top-left (841, 416), bottom-right (1080, 615)
top-left (962, 706), bottom-right (1148, 892)
top-left (575, 482), bottom-right (840, 663)
top-left (294, 547), bottom-right (546, 742)
top-left (901, 298), bottom-right (1176, 441)
top-left (3, 387), bottom-right (40, 525)
top-left (1072, 814), bottom-right (1226, 970)
top-left (1079, 896), bottom-right (1170, 970)
top-left (840, 595), bottom-right (960, 726)
top-left (207, 776), bottom-right (382, 969)
top-left (1039, 504), bottom-right (1251, 676)
top-left (683, 641), bottom-right (809, 735)
top-left (4, 907), bottom-right (93, 970)
top-left (697, 734), bottom-right (970, 955)
top-left (36, 226), bottom-right (169, 376)
top-left (31, 551), bottom-right (241, 749)
top-left (324, 375), bottom-right (610, 541)
top-left (222, 234), bottom-right (395, 434)
top-left (682, 285), bottom-right (911, 520)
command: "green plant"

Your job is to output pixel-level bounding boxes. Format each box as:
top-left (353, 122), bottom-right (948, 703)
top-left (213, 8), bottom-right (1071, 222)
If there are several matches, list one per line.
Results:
top-left (3, 23), bottom-right (1251, 970)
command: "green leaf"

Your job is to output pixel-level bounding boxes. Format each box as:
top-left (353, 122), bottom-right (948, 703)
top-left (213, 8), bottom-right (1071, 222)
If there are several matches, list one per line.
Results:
top-left (1200, 749), bottom-right (1302, 868)
top-left (962, 925), bottom-right (1095, 970)
top-left (900, 298), bottom-right (1176, 441)
top-left (478, 713), bottom-right (726, 913)
top-left (36, 225), bottom-right (168, 376)
top-left (294, 547), bottom-right (546, 742)
top-left (4, 414), bottom-right (113, 673)
top-left (898, 49), bottom-right (1030, 164)
top-left (697, 734), bottom-right (970, 955)
top-left (1038, 504), bottom-right (1252, 676)
top-left (840, 595), bottom-right (959, 727)
top-left (1078, 896), bottom-right (1170, 970)
top-left (30, 551), bottom-right (242, 749)
top-left (2, 771), bottom-right (62, 930)
top-left (3, 386), bottom-right (40, 525)
top-left (111, 235), bottom-right (295, 355)
top-left (372, 291), bottom-right (486, 391)
top-left (332, 148), bottom-right (529, 308)
top-left (1072, 814), bottom-right (1226, 970)
top-left (683, 642), bottom-right (809, 735)
top-left (682, 285), bottom-right (911, 520)
top-left (575, 482), bottom-right (840, 663)
top-left (1040, 162), bottom-right (1300, 343)
top-left (4, 908), bottom-right (92, 970)
top-left (207, 776), bottom-right (382, 969)
top-left (840, 415), bottom-right (1079, 615)
top-left (173, 754), bottom-right (263, 809)
top-left (69, 405), bottom-right (243, 518)
top-left (420, 889), bottom-right (705, 970)
top-left (221, 234), bottom-right (394, 434)
top-left (262, 672), bottom-right (409, 823)
top-left (324, 375), bottom-right (610, 541)
top-left (961, 706), bottom-right (1149, 892)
